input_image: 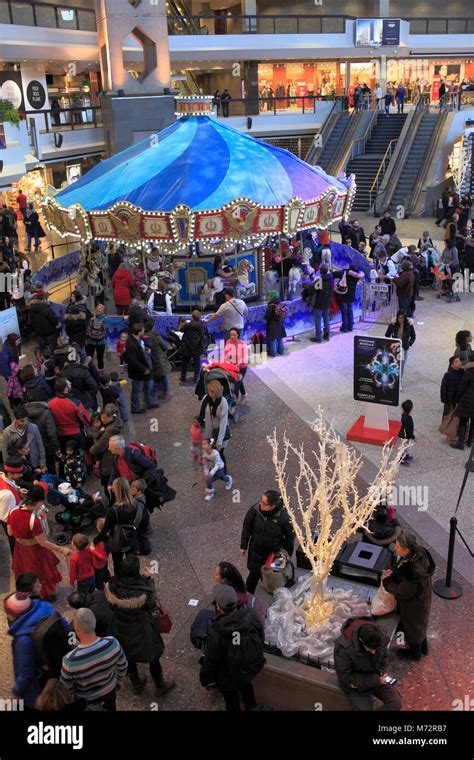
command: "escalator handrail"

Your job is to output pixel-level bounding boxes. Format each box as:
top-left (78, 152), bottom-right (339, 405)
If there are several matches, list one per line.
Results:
top-left (305, 99), bottom-right (341, 165)
top-left (407, 108), bottom-right (450, 215)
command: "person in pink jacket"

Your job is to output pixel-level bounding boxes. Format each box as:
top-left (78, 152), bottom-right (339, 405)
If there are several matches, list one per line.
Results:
top-left (112, 266), bottom-right (134, 316)
top-left (223, 328), bottom-right (248, 402)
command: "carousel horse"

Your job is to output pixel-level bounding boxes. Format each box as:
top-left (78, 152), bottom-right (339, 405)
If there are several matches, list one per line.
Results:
top-left (200, 276), bottom-right (225, 305)
top-left (288, 266), bottom-right (303, 298)
top-left (235, 259), bottom-right (256, 299)
top-left (263, 269), bottom-right (279, 298)
top-left (320, 247), bottom-right (332, 270)
top-left (151, 271), bottom-right (182, 298)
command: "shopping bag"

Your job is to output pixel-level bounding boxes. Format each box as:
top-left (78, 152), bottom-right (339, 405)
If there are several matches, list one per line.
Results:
top-left (439, 408), bottom-right (459, 441)
top-left (371, 583), bottom-right (397, 616)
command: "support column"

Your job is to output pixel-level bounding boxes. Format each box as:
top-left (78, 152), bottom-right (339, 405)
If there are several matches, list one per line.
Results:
top-left (378, 0), bottom-right (390, 17)
top-left (243, 60), bottom-right (259, 116)
top-left (243, 0), bottom-right (257, 32)
top-left (379, 55), bottom-right (387, 94)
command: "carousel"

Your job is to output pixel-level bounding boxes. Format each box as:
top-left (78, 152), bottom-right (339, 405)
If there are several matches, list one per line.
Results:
top-left (41, 96), bottom-right (367, 337)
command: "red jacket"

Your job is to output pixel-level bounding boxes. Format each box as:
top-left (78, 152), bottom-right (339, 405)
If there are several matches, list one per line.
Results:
top-left (112, 268), bottom-right (134, 307)
top-left (69, 548), bottom-right (95, 585)
top-left (48, 395), bottom-right (91, 436)
top-left (89, 541), bottom-right (107, 570)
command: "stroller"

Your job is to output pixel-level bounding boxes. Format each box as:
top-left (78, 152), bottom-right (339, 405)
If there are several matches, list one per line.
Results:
top-left (41, 475), bottom-right (106, 532)
top-left (166, 330), bottom-right (183, 371)
top-left (432, 263), bottom-right (460, 303)
top-left (195, 362), bottom-right (241, 422)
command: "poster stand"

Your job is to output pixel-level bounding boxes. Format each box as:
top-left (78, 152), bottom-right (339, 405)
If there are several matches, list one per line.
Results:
top-left (346, 335), bottom-right (402, 446)
top-left (346, 405), bottom-right (401, 447)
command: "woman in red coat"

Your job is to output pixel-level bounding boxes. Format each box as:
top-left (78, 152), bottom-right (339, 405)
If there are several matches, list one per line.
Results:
top-left (7, 485), bottom-right (71, 601)
top-left (112, 266), bottom-right (135, 316)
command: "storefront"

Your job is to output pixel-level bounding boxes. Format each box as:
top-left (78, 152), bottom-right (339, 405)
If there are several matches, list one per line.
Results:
top-left (258, 62), bottom-right (345, 106)
top-left (45, 65), bottom-right (100, 126)
top-left (386, 58), bottom-right (474, 101)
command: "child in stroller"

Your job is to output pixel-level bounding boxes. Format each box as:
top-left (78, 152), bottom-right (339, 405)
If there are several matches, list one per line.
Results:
top-left (195, 362), bottom-right (241, 422)
top-left (41, 474), bottom-right (106, 532)
top-left (433, 262), bottom-right (460, 303)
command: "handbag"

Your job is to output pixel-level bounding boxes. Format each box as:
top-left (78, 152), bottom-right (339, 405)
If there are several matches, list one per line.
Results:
top-left (154, 602), bottom-right (173, 634)
top-left (260, 549), bottom-right (295, 594)
top-left (439, 407), bottom-right (460, 441)
top-left (371, 583), bottom-right (397, 616)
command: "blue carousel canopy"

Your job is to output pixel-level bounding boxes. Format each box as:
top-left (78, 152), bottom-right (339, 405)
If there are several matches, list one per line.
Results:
top-left (55, 115), bottom-right (351, 212)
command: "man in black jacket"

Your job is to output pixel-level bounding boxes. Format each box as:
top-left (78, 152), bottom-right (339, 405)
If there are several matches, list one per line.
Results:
top-left (349, 220), bottom-right (366, 250)
top-left (199, 584), bottom-right (265, 711)
top-left (334, 618), bottom-right (402, 711)
top-left (240, 490), bottom-right (294, 594)
top-left (307, 265), bottom-right (334, 343)
top-left (179, 311), bottom-right (208, 383)
top-left (379, 210), bottom-right (397, 237)
top-left (61, 346), bottom-right (99, 411)
top-left (124, 323), bottom-right (158, 414)
top-left (29, 294), bottom-right (59, 352)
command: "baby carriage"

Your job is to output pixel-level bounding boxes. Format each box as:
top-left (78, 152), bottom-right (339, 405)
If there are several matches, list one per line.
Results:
top-left (195, 361), bottom-right (241, 422)
top-left (166, 330), bottom-right (183, 371)
top-left (41, 475), bottom-right (106, 532)
top-left (432, 264), bottom-right (460, 303)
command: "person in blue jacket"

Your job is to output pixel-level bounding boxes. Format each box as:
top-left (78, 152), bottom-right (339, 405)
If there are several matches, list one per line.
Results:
top-left (5, 592), bottom-right (69, 708)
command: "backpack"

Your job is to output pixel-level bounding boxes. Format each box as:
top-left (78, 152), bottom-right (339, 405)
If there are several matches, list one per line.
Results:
top-left (87, 317), bottom-right (106, 342)
top-left (273, 303), bottom-right (288, 321)
top-left (30, 615), bottom-right (70, 678)
top-left (129, 441), bottom-right (158, 465)
top-left (108, 505), bottom-right (142, 553)
top-left (190, 608), bottom-right (215, 650)
top-left (142, 467), bottom-right (177, 513)
top-left (225, 611), bottom-right (265, 686)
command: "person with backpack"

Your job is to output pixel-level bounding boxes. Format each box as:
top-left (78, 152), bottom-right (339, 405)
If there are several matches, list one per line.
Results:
top-left (240, 490), bottom-right (295, 594)
top-left (85, 304), bottom-right (107, 371)
top-left (199, 584), bottom-right (265, 711)
top-left (333, 264), bottom-right (364, 333)
top-left (93, 477), bottom-right (145, 573)
top-left (29, 294), bottom-right (60, 353)
top-left (5, 591), bottom-right (70, 708)
top-left (7, 484), bottom-right (72, 601)
top-left (179, 310), bottom-right (209, 384)
top-left (61, 345), bottom-right (99, 412)
top-left (264, 291), bottom-right (287, 357)
top-left (105, 555), bottom-right (175, 697)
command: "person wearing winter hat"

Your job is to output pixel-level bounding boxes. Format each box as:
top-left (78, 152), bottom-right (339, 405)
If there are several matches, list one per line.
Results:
top-left (7, 484), bottom-right (72, 601)
top-left (199, 583), bottom-right (265, 712)
top-left (0, 457), bottom-right (25, 555)
top-left (5, 591), bottom-right (69, 708)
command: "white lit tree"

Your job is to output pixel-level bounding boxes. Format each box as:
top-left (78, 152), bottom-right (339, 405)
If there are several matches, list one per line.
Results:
top-left (267, 414), bottom-right (407, 628)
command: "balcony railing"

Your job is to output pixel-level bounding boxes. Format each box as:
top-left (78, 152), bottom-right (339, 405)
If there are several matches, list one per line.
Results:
top-left (213, 94), bottom-right (346, 118)
top-left (25, 105), bottom-right (103, 133)
top-left (0, 0), bottom-right (96, 31)
top-left (168, 13), bottom-right (474, 36)
top-left (0, 4), bottom-right (472, 36)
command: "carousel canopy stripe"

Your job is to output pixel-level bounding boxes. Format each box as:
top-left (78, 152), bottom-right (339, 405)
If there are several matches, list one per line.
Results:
top-left (55, 115), bottom-right (348, 213)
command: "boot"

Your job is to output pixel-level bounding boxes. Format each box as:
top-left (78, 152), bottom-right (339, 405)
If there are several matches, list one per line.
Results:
top-left (155, 678), bottom-right (175, 697)
top-left (421, 638), bottom-right (429, 656)
top-left (396, 643), bottom-right (421, 661)
top-left (130, 675), bottom-right (147, 694)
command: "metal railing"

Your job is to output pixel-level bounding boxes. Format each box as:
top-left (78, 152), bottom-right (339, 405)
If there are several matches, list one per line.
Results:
top-left (167, 13), bottom-right (473, 35)
top-left (1, 6), bottom-right (472, 35)
top-left (305, 99), bottom-right (342, 165)
top-left (335, 107), bottom-right (378, 175)
top-left (25, 106), bottom-right (103, 133)
top-left (215, 94), bottom-right (329, 118)
top-left (167, 14), bottom-right (349, 35)
top-left (325, 108), bottom-right (363, 176)
top-left (407, 108), bottom-right (449, 216)
top-left (0, 0), bottom-right (96, 30)
top-left (368, 139), bottom-right (398, 211)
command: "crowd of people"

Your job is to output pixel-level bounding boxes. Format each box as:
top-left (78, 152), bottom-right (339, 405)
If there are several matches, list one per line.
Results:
top-left (2, 188), bottom-right (471, 714)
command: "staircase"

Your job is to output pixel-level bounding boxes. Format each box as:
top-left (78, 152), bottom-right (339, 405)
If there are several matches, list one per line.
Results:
top-left (314, 112), bottom-right (351, 172)
top-left (389, 113), bottom-right (439, 211)
top-left (346, 113), bottom-right (407, 211)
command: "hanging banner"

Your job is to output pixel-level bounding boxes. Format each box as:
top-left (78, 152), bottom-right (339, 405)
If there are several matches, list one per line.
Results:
top-left (353, 335), bottom-right (401, 406)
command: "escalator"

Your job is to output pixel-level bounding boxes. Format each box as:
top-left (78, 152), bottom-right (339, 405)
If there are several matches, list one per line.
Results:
top-left (168, 0), bottom-right (201, 34)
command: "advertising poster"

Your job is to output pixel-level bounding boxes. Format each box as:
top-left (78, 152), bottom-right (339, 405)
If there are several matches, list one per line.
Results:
top-left (0, 71), bottom-right (25, 112)
top-left (353, 335), bottom-right (401, 406)
top-left (0, 307), bottom-right (20, 344)
top-left (355, 18), bottom-right (400, 47)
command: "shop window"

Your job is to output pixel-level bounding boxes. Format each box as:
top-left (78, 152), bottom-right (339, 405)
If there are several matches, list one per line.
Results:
top-left (10, 2), bottom-right (34, 26)
top-left (121, 27), bottom-right (157, 84)
top-left (34, 5), bottom-right (57, 28)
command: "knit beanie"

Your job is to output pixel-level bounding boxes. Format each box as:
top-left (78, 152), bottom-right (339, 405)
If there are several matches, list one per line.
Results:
top-left (4, 592), bottom-right (32, 620)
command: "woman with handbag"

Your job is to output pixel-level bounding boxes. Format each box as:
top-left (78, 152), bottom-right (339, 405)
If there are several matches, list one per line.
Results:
top-left (93, 478), bottom-right (144, 573)
top-left (440, 356), bottom-right (464, 418)
top-left (450, 352), bottom-right (474, 450)
top-left (381, 532), bottom-right (435, 661)
top-left (105, 554), bottom-right (175, 697)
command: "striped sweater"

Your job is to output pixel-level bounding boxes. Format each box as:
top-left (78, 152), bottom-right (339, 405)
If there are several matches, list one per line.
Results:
top-left (60, 636), bottom-right (128, 702)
